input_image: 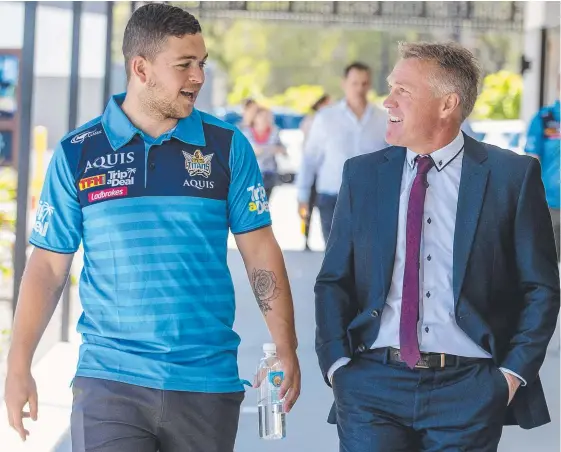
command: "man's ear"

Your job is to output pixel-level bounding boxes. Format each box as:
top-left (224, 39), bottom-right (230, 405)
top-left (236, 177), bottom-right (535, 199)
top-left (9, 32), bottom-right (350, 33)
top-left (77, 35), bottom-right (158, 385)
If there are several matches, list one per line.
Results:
top-left (130, 56), bottom-right (149, 84)
top-left (441, 92), bottom-right (461, 120)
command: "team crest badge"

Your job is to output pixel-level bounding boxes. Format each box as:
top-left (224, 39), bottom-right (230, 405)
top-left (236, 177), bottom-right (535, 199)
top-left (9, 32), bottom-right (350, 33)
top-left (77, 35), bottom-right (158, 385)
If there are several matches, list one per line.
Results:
top-left (182, 150), bottom-right (213, 178)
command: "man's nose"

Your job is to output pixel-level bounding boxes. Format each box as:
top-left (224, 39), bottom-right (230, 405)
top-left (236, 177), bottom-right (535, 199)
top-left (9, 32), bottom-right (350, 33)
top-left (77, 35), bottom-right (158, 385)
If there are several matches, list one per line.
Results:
top-left (383, 94), bottom-right (396, 109)
top-left (189, 67), bottom-right (204, 84)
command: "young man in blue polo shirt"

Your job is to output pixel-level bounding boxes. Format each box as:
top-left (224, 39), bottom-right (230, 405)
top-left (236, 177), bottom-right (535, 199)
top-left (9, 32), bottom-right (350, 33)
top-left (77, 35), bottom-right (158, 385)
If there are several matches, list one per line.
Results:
top-left (525, 90), bottom-right (560, 261)
top-left (4, 4), bottom-right (300, 451)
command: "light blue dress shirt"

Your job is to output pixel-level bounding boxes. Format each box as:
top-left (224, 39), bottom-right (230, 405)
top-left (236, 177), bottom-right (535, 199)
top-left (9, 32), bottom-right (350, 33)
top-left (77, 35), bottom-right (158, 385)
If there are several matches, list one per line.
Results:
top-left (296, 100), bottom-right (387, 202)
top-left (328, 132), bottom-right (525, 386)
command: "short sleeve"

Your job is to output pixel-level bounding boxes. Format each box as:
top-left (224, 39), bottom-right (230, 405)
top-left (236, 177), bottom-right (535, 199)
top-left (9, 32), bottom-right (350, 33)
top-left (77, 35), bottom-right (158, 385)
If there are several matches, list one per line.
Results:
top-left (29, 142), bottom-right (83, 253)
top-left (524, 112), bottom-right (544, 159)
top-left (227, 129), bottom-right (272, 234)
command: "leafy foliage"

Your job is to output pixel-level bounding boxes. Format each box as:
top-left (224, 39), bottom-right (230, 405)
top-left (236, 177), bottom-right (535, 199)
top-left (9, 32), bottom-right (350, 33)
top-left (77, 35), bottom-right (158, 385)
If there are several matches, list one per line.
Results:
top-left (0, 167), bottom-right (16, 280)
top-left (473, 71), bottom-right (523, 120)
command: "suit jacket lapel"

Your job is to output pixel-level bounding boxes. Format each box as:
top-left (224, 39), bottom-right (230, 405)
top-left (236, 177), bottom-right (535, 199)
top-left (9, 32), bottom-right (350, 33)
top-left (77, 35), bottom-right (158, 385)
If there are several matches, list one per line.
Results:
top-left (377, 147), bottom-right (406, 299)
top-left (453, 136), bottom-right (489, 304)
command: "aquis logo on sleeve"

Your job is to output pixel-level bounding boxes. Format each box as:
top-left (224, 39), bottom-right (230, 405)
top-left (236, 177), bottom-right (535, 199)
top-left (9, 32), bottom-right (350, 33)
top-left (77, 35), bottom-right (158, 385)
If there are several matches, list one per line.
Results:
top-left (79, 174), bottom-right (106, 191)
top-left (88, 187), bottom-right (128, 203)
top-left (182, 150), bottom-right (213, 178)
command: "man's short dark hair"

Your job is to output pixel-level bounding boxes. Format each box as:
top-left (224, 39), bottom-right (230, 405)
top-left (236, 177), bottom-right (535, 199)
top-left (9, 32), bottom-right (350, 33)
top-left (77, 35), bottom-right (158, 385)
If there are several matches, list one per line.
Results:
top-left (311, 94), bottom-right (330, 112)
top-left (122, 3), bottom-right (202, 80)
top-left (344, 62), bottom-right (371, 78)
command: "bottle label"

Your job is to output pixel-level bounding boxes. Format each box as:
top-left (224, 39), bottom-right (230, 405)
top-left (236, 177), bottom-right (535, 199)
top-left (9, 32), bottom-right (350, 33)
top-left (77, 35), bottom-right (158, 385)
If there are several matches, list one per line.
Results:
top-left (269, 371), bottom-right (284, 388)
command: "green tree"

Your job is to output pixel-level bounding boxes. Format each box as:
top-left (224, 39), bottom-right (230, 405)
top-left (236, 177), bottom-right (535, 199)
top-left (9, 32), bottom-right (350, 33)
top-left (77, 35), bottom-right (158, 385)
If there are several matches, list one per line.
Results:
top-left (472, 70), bottom-right (522, 120)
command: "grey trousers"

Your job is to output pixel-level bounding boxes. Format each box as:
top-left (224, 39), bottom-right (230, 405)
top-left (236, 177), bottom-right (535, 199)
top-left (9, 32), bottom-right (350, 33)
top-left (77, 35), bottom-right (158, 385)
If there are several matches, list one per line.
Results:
top-left (71, 377), bottom-right (244, 452)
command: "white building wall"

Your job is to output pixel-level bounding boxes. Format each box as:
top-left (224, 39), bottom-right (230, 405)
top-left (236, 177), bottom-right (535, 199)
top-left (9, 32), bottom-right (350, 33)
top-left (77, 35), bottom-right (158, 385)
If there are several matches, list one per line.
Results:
top-left (522, 1), bottom-right (560, 125)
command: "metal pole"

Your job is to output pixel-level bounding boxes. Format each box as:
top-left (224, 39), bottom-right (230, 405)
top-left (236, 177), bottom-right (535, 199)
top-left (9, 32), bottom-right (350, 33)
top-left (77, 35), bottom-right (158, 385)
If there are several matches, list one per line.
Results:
top-left (103, 1), bottom-right (114, 106)
top-left (539, 27), bottom-right (547, 108)
top-left (12, 2), bottom-right (37, 315)
top-left (61, 1), bottom-right (82, 342)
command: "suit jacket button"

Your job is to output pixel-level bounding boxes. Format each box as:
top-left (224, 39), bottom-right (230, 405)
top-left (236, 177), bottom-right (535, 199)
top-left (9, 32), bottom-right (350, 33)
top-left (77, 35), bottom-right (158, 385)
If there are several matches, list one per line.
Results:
top-left (371, 309), bottom-right (380, 318)
top-left (358, 344), bottom-right (366, 352)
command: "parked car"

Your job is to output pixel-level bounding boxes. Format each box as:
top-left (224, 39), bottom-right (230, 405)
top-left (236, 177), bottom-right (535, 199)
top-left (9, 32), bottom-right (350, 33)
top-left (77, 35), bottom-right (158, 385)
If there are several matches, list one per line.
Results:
top-left (470, 119), bottom-right (525, 155)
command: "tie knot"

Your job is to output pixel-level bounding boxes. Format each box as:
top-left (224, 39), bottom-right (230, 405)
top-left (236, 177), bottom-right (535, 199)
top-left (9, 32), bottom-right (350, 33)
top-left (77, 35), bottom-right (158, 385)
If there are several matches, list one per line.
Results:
top-left (416, 156), bottom-right (434, 175)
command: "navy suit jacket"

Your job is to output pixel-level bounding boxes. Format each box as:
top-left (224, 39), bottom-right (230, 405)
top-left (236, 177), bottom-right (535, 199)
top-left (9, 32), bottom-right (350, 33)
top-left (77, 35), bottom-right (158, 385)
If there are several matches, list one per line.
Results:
top-left (315, 135), bottom-right (560, 429)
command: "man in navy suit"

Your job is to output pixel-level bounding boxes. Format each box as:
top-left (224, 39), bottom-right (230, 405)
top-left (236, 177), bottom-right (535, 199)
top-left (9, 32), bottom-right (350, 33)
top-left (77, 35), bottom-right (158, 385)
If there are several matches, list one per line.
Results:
top-left (315, 42), bottom-right (560, 452)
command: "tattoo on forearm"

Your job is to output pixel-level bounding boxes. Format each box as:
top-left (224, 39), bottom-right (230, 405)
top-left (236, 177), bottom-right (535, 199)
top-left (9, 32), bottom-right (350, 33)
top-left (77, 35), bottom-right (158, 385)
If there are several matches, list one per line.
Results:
top-left (251, 269), bottom-right (281, 315)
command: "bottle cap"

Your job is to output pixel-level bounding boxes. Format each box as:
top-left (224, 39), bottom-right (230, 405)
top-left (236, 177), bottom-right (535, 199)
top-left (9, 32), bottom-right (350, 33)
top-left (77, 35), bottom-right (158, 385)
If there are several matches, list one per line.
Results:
top-left (263, 343), bottom-right (276, 353)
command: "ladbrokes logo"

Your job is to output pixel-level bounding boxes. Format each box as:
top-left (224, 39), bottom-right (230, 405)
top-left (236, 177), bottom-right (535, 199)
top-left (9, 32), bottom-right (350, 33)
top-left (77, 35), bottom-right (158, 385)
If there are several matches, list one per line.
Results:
top-left (88, 187), bottom-right (128, 203)
top-left (71, 129), bottom-right (103, 144)
top-left (79, 174), bottom-right (106, 191)
top-left (247, 183), bottom-right (269, 215)
top-left (182, 150), bottom-right (213, 178)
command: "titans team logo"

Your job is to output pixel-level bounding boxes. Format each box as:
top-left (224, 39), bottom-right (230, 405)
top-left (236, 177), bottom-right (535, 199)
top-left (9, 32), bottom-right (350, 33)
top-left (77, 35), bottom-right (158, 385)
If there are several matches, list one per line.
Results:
top-left (182, 150), bottom-right (213, 178)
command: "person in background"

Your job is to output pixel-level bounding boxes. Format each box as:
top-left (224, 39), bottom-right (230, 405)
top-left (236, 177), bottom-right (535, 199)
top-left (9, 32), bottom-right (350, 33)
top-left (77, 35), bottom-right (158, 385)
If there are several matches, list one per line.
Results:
top-left (525, 87), bottom-right (560, 261)
top-left (299, 93), bottom-right (332, 250)
top-left (244, 107), bottom-right (286, 200)
top-left (297, 62), bottom-right (387, 243)
top-left (241, 97), bottom-right (259, 129)
top-left (300, 94), bottom-right (332, 138)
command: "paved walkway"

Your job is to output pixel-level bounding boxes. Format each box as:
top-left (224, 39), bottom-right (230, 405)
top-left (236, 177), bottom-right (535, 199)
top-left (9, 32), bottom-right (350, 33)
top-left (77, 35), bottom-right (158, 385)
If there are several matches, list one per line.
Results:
top-left (0, 185), bottom-right (559, 451)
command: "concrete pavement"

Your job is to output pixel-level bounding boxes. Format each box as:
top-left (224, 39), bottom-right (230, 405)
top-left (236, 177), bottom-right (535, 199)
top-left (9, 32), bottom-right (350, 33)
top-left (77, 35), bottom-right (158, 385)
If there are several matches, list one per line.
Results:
top-left (1, 184), bottom-right (559, 451)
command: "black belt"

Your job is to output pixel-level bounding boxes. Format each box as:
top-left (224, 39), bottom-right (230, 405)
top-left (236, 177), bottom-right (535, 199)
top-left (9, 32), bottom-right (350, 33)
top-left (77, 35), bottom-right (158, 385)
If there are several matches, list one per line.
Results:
top-left (372, 347), bottom-right (487, 369)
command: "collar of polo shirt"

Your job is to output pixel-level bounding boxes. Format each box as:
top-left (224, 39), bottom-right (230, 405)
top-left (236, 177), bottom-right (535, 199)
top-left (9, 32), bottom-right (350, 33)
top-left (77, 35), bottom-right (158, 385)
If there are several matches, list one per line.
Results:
top-left (101, 93), bottom-right (207, 150)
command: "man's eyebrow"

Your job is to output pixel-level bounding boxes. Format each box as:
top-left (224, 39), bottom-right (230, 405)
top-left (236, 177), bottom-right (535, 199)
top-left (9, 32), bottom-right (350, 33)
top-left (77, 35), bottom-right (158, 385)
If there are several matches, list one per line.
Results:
top-left (177, 53), bottom-right (209, 61)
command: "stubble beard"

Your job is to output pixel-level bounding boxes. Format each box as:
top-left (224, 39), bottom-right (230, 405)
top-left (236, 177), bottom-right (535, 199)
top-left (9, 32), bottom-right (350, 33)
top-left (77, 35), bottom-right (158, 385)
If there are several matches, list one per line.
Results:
top-left (141, 78), bottom-right (185, 121)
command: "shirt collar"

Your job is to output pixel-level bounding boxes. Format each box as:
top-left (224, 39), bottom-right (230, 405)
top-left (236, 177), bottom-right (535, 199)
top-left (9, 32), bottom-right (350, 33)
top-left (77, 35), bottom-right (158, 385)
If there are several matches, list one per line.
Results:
top-left (102, 93), bottom-right (206, 150)
top-left (406, 131), bottom-right (464, 171)
top-left (339, 99), bottom-right (373, 120)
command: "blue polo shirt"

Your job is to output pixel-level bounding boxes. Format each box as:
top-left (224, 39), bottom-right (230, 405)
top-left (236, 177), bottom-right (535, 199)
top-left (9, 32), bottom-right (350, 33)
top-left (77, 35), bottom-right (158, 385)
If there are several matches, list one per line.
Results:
top-left (525, 100), bottom-right (560, 209)
top-left (29, 94), bottom-right (272, 392)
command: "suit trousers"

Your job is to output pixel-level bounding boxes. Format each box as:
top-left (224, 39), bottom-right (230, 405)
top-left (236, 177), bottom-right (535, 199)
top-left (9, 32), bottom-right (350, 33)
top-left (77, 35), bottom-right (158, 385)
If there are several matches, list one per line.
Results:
top-left (316, 193), bottom-right (338, 243)
top-left (332, 349), bottom-right (510, 452)
top-left (549, 208), bottom-right (560, 262)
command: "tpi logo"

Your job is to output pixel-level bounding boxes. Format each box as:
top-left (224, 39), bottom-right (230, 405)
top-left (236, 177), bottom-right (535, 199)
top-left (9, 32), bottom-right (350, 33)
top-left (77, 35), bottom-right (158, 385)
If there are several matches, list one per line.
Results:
top-left (79, 174), bottom-right (106, 191)
top-left (71, 129), bottom-right (103, 144)
top-left (33, 200), bottom-right (55, 237)
top-left (247, 184), bottom-right (269, 215)
top-left (107, 168), bottom-right (136, 187)
top-left (84, 152), bottom-right (135, 173)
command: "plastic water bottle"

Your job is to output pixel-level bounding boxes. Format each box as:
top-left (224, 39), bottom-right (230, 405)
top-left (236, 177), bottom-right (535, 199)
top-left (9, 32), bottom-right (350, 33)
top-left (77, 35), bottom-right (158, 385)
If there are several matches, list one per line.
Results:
top-left (257, 343), bottom-right (286, 440)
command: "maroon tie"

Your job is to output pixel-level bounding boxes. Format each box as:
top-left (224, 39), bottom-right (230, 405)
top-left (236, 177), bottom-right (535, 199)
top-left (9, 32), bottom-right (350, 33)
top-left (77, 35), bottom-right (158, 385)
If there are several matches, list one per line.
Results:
top-left (400, 156), bottom-right (434, 369)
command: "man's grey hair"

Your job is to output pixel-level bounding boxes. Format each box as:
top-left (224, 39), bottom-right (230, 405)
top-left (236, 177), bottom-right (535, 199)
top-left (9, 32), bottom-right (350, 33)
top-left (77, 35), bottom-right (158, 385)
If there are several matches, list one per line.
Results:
top-left (397, 42), bottom-right (481, 121)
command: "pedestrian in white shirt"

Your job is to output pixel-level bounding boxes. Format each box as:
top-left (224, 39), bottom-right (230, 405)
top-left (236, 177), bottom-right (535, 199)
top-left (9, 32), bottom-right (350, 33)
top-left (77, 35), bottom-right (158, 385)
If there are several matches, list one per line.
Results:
top-left (297, 62), bottom-right (387, 242)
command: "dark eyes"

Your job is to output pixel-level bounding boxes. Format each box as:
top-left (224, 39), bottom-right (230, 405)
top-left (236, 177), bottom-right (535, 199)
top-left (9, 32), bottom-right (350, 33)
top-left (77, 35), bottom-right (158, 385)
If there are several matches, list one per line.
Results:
top-left (178, 61), bottom-right (207, 69)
